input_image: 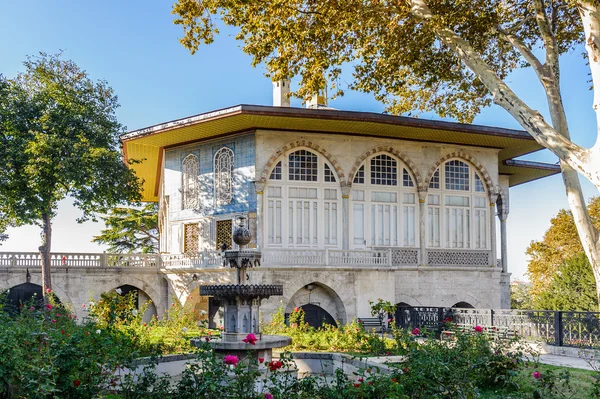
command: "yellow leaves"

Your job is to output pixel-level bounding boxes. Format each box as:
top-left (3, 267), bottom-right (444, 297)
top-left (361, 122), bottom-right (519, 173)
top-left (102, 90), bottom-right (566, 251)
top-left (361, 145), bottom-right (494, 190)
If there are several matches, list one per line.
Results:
top-left (527, 197), bottom-right (600, 296)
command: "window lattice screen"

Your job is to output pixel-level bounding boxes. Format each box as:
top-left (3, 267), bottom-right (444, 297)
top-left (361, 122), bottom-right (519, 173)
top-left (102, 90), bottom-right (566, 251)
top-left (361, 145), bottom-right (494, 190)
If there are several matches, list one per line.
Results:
top-left (216, 219), bottom-right (233, 250)
top-left (184, 223), bottom-right (200, 254)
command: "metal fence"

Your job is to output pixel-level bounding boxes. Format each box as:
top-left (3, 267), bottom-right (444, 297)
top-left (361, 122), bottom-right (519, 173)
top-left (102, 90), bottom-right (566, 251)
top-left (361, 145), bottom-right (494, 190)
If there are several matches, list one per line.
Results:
top-left (396, 307), bottom-right (600, 349)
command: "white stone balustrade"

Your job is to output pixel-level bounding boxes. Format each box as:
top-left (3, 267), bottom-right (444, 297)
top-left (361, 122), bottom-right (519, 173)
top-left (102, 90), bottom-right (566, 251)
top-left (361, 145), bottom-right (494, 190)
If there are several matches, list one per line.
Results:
top-left (0, 248), bottom-right (496, 269)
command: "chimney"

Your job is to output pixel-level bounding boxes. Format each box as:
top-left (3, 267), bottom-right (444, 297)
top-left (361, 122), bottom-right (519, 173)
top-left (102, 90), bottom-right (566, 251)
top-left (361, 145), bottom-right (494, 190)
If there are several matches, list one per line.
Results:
top-left (307, 86), bottom-right (328, 109)
top-left (273, 79), bottom-right (291, 107)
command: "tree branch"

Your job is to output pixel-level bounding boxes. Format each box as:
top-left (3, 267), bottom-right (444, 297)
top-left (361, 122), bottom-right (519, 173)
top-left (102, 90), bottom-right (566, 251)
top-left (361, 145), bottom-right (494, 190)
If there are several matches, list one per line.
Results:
top-left (496, 28), bottom-right (545, 78)
top-left (578, 1), bottom-right (600, 157)
top-left (407, 0), bottom-right (598, 189)
top-left (533, 0), bottom-right (560, 76)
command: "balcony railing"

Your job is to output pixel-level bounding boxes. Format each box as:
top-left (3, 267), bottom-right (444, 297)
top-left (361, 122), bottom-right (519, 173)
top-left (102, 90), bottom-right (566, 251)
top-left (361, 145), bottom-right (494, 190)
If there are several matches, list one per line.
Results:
top-left (0, 248), bottom-right (495, 270)
top-left (0, 252), bottom-right (161, 268)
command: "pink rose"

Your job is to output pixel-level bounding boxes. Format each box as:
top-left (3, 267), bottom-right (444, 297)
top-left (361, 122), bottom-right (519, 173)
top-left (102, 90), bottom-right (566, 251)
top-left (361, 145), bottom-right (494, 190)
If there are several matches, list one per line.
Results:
top-left (533, 371), bottom-right (541, 379)
top-left (242, 333), bottom-right (258, 345)
top-left (264, 393), bottom-right (274, 399)
top-left (411, 327), bottom-right (420, 336)
top-left (474, 325), bottom-right (483, 333)
top-left (224, 355), bottom-right (239, 366)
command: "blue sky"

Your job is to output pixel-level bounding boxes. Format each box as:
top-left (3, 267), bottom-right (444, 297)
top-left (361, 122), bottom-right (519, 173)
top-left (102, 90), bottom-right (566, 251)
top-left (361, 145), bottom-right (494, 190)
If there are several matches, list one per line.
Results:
top-left (0, 1), bottom-right (597, 280)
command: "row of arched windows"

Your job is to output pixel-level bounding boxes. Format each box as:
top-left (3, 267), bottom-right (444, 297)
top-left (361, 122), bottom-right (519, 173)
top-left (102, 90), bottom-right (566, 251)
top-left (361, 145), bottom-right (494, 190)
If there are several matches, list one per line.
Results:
top-left (182, 147), bottom-right (234, 210)
top-left (264, 148), bottom-right (490, 251)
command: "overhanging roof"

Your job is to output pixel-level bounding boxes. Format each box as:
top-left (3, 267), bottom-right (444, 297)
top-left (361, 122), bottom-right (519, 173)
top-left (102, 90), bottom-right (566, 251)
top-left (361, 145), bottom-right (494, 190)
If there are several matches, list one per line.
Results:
top-left (121, 104), bottom-right (560, 202)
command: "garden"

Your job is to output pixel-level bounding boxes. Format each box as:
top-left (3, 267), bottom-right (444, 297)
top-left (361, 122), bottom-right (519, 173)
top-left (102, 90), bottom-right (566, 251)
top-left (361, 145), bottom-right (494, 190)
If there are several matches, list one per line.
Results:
top-left (1, 291), bottom-right (599, 399)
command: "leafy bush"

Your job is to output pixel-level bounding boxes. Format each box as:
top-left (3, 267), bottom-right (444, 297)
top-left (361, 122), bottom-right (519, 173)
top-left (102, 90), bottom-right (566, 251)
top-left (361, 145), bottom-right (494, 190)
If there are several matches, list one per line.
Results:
top-left (389, 326), bottom-right (529, 398)
top-left (263, 306), bottom-right (393, 354)
top-left (0, 291), bottom-right (138, 398)
top-left (87, 290), bottom-right (205, 355)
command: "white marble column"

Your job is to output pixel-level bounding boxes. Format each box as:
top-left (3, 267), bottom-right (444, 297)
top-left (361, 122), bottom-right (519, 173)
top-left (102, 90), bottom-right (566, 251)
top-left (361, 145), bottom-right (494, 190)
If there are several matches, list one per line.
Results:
top-left (489, 193), bottom-right (499, 268)
top-left (499, 213), bottom-right (508, 273)
top-left (341, 183), bottom-right (352, 250)
top-left (254, 181), bottom-right (265, 249)
top-left (418, 189), bottom-right (427, 266)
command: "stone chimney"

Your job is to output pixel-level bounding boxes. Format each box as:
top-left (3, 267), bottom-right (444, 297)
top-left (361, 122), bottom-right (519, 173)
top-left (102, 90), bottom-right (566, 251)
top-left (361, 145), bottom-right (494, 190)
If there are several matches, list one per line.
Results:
top-left (273, 79), bottom-right (291, 107)
top-left (307, 87), bottom-right (328, 109)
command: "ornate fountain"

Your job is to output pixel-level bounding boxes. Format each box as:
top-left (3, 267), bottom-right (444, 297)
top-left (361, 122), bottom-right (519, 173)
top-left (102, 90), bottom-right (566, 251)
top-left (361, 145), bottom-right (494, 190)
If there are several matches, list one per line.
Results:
top-left (192, 217), bottom-right (291, 361)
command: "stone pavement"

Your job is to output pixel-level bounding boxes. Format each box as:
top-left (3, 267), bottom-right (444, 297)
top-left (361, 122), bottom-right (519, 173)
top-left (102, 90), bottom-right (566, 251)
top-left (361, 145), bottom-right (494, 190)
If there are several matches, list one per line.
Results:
top-left (537, 354), bottom-right (597, 371)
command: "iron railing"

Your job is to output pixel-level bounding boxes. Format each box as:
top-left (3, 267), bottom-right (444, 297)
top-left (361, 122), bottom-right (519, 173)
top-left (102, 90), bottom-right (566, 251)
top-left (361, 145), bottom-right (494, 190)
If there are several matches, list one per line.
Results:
top-left (395, 307), bottom-right (600, 349)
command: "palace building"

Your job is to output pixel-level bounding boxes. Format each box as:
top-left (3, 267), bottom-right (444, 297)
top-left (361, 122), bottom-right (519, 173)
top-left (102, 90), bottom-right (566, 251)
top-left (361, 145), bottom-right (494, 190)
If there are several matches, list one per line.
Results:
top-left (119, 81), bottom-right (559, 327)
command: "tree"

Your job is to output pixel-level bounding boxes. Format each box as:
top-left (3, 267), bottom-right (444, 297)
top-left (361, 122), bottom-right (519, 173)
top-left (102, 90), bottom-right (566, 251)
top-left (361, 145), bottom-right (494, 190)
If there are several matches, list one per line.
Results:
top-left (92, 204), bottom-right (159, 253)
top-left (527, 197), bottom-right (600, 295)
top-left (0, 53), bottom-right (142, 294)
top-left (172, 0), bottom-right (600, 304)
top-left (510, 280), bottom-right (534, 310)
top-left (535, 253), bottom-right (598, 311)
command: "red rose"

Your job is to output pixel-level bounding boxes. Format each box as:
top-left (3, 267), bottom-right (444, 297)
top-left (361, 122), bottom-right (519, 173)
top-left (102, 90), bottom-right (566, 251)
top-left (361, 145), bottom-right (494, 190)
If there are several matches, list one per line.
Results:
top-left (73, 379), bottom-right (81, 387)
top-left (242, 333), bottom-right (258, 345)
top-left (259, 357), bottom-right (265, 364)
top-left (353, 383), bottom-right (361, 388)
top-left (268, 360), bottom-right (283, 371)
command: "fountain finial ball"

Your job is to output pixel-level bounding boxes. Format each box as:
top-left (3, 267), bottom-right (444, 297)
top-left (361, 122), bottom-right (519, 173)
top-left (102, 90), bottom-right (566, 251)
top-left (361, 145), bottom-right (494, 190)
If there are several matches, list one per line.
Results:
top-left (232, 216), bottom-right (252, 246)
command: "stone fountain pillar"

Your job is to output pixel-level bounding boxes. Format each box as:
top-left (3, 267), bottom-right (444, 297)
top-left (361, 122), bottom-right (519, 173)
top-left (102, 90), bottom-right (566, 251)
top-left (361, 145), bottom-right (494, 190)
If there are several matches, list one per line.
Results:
top-left (192, 217), bottom-right (291, 361)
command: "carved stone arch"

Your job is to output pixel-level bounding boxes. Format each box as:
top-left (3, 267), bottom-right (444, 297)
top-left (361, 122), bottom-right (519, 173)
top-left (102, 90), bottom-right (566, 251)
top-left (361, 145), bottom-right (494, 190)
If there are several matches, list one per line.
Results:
top-left (425, 151), bottom-right (495, 193)
top-left (347, 146), bottom-right (424, 190)
top-left (280, 272), bottom-right (351, 323)
top-left (95, 275), bottom-right (165, 315)
top-left (258, 140), bottom-right (346, 183)
top-left (447, 292), bottom-right (488, 309)
top-left (285, 281), bottom-right (347, 325)
top-left (4, 274), bottom-right (72, 306)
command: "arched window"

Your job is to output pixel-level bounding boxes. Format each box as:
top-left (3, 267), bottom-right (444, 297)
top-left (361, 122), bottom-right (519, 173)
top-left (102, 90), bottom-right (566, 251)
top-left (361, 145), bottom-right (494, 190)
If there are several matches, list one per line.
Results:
top-left (182, 154), bottom-right (199, 210)
top-left (350, 154), bottom-right (418, 248)
top-left (427, 159), bottom-right (488, 249)
top-left (214, 147), bottom-right (234, 205)
top-left (265, 148), bottom-right (340, 248)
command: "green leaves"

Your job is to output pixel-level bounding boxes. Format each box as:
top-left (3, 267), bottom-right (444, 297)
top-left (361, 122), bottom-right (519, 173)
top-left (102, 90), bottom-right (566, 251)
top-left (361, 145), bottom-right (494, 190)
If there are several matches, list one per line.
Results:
top-left (92, 203), bottom-right (159, 253)
top-left (172, 0), bottom-right (582, 122)
top-left (0, 52), bottom-right (142, 237)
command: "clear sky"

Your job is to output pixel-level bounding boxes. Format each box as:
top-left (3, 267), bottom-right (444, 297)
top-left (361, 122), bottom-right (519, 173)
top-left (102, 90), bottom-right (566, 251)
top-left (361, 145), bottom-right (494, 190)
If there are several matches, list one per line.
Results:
top-left (0, 1), bottom-right (597, 280)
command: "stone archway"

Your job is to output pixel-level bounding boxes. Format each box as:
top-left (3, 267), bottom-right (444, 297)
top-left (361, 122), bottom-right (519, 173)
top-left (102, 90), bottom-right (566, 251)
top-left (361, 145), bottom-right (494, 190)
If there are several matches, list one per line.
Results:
top-left (4, 274), bottom-right (71, 308)
top-left (452, 301), bottom-right (474, 309)
top-left (299, 303), bottom-right (337, 328)
top-left (5, 282), bottom-right (43, 313)
top-left (95, 275), bottom-right (165, 316)
top-left (285, 282), bottom-right (346, 325)
top-left (114, 284), bottom-right (157, 323)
